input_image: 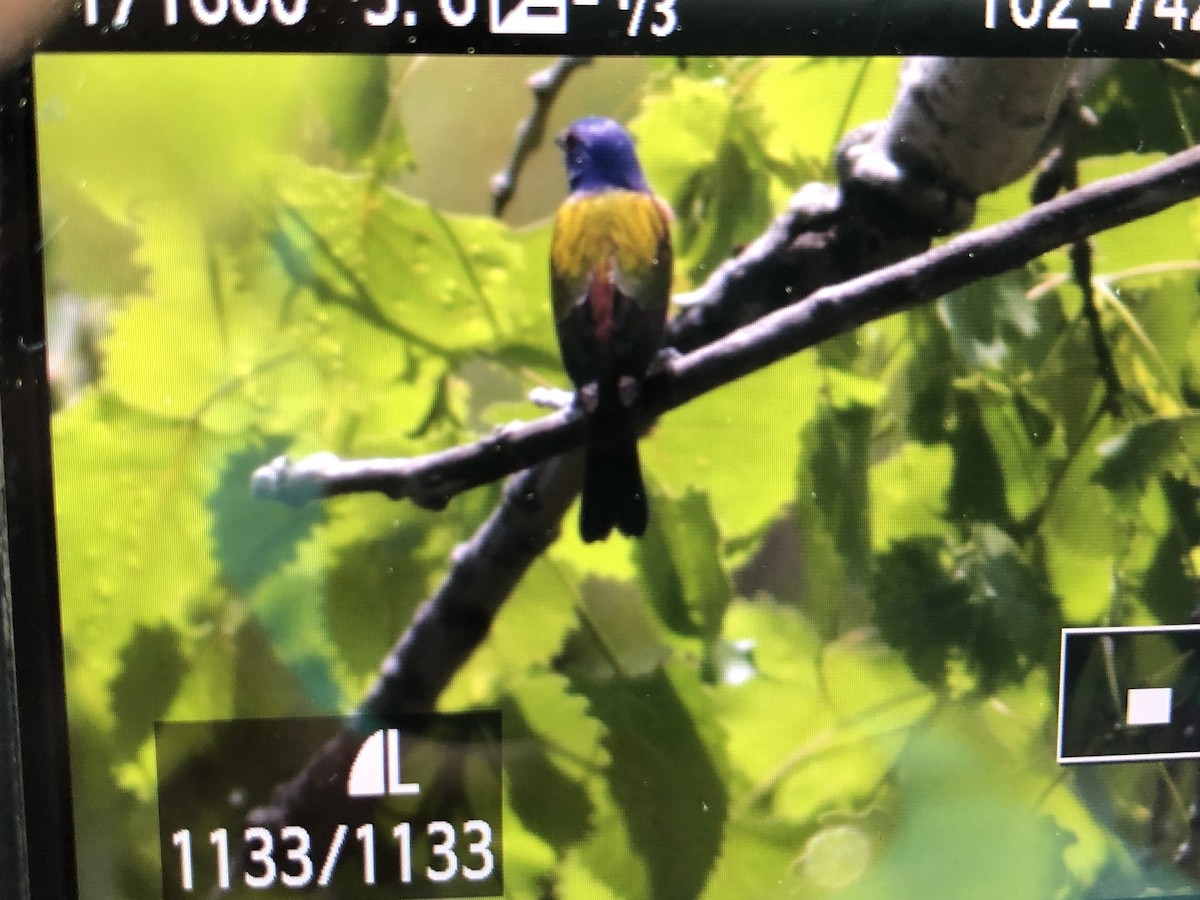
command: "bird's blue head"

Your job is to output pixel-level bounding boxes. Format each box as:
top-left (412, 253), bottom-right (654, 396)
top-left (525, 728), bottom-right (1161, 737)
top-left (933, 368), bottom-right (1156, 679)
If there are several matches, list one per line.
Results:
top-left (557, 117), bottom-right (650, 194)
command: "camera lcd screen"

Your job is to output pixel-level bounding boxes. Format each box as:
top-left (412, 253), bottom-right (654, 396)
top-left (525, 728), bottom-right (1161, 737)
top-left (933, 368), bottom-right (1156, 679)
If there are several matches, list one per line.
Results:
top-left (4, 3), bottom-right (1200, 899)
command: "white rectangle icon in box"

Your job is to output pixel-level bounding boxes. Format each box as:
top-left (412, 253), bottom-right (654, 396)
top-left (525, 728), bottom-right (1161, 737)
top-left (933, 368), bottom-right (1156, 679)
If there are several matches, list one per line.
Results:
top-left (1126, 687), bottom-right (1173, 726)
top-left (490, 0), bottom-right (567, 34)
top-left (1058, 624), bottom-right (1200, 764)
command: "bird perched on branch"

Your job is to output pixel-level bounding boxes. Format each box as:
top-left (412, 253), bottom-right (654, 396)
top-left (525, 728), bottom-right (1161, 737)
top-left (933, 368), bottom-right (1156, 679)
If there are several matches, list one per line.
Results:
top-left (550, 116), bottom-right (672, 542)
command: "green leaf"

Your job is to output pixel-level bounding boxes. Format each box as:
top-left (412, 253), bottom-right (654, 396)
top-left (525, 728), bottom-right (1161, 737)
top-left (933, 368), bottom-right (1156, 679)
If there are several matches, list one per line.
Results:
top-left (209, 438), bottom-right (325, 595)
top-left (716, 600), bottom-right (824, 798)
top-left (869, 442), bottom-right (953, 549)
top-left (977, 388), bottom-right (1058, 522)
top-left (1140, 476), bottom-right (1200, 625)
top-left (770, 635), bottom-right (932, 829)
top-left (35, 55), bottom-right (376, 224)
top-left (779, 400), bottom-right (877, 635)
top-left (1041, 441), bottom-right (1122, 624)
top-left (632, 70), bottom-right (774, 283)
top-left (716, 599), bottom-right (932, 843)
top-left (161, 620), bottom-right (238, 728)
top-left (938, 272), bottom-right (1060, 375)
top-left (644, 352), bottom-right (819, 541)
top-left (53, 394), bottom-right (230, 729)
top-left (245, 543), bottom-right (346, 710)
top-left (635, 489), bottom-right (734, 645)
top-left (40, 185), bottom-right (148, 298)
top-left (947, 392), bottom-right (1015, 531)
top-left (809, 403), bottom-right (873, 562)
top-left (574, 663), bottom-right (729, 900)
top-left (840, 704), bottom-right (1075, 900)
top-left (1083, 61), bottom-right (1200, 158)
top-left (873, 526), bottom-right (1058, 692)
top-left (316, 56), bottom-right (397, 166)
top-left (103, 224), bottom-right (324, 435)
top-left (275, 164), bottom-right (538, 354)
top-left (576, 578), bottom-right (671, 680)
top-left (109, 625), bottom-right (187, 759)
top-left (232, 618), bottom-right (329, 718)
top-left (751, 57), bottom-right (903, 183)
top-left (443, 553), bottom-right (581, 708)
top-left (1078, 153), bottom-right (1200, 278)
top-left (699, 816), bottom-right (806, 899)
top-left (322, 517), bottom-right (441, 680)
top-left (632, 76), bottom-right (733, 216)
top-left (1095, 414), bottom-right (1200, 492)
top-left (500, 673), bottom-right (604, 855)
top-left (957, 524), bottom-right (1060, 679)
top-left (872, 539), bottom-right (962, 688)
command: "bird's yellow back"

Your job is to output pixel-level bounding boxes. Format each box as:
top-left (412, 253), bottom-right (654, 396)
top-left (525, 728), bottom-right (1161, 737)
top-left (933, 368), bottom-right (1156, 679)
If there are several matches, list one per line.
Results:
top-left (550, 190), bottom-right (668, 283)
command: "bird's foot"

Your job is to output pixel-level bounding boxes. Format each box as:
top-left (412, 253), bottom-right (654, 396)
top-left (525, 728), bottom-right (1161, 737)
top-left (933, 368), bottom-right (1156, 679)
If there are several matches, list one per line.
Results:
top-left (618, 376), bottom-right (641, 408)
top-left (578, 383), bottom-right (600, 415)
top-left (647, 347), bottom-right (682, 377)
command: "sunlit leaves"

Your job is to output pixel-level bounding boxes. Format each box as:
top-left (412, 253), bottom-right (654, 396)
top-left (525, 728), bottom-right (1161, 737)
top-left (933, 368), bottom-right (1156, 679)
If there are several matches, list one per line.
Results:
top-left (274, 162), bottom-right (542, 355)
top-left (500, 672), bottom-right (603, 854)
top-left (1083, 154), bottom-right (1200, 279)
top-left (109, 625), bottom-right (187, 759)
top-left (52, 393), bottom-right (230, 729)
top-left (35, 55), bottom-right (354, 220)
top-left (632, 65), bottom-right (775, 284)
top-left (751, 57), bottom-right (903, 184)
top-left (643, 352), bottom-right (821, 541)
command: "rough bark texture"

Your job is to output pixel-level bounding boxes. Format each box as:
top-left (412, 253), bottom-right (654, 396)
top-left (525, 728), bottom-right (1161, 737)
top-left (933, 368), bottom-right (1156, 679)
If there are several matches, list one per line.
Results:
top-left (840, 57), bottom-right (1112, 229)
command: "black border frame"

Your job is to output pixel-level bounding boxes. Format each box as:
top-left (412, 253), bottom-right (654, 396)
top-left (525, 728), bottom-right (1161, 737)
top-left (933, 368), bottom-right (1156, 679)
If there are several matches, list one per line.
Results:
top-left (34, 0), bottom-right (1200, 57)
top-left (0, 61), bottom-right (79, 900)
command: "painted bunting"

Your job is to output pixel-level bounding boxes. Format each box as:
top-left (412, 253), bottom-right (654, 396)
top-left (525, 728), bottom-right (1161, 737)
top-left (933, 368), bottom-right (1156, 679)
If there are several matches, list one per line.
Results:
top-left (550, 116), bottom-right (672, 542)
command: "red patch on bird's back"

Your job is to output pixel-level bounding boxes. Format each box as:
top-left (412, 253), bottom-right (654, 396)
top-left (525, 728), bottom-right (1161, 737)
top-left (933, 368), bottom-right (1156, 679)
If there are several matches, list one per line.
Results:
top-left (588, 266), bottom-right (615, 344)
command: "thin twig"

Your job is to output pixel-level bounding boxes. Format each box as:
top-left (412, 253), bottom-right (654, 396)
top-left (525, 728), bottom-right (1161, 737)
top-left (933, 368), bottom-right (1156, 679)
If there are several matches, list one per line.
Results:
top-left (490, 57), bottom-right (592, 218)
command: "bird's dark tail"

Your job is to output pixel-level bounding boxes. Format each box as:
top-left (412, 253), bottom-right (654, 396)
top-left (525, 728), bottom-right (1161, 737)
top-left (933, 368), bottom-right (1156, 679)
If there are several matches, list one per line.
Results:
top-left (579, 396), bottom-right (647, 543)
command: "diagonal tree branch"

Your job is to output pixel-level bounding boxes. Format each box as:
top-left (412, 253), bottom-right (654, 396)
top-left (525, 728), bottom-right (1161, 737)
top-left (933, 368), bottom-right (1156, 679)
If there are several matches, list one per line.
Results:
top-left (253, 143), bottom-right (1200, 510)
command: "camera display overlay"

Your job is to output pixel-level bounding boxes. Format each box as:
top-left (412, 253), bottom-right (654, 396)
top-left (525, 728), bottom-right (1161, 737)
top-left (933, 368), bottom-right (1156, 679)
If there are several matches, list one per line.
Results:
top-left (156, 714), bottom-right (502, 898)
top-left (39, 0), bottom-right (1200, 54)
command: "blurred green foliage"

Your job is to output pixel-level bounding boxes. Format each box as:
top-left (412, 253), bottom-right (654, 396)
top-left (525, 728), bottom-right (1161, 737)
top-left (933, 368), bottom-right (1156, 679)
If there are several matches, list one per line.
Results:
top-left (37, 54), bottom-right (1200, 898)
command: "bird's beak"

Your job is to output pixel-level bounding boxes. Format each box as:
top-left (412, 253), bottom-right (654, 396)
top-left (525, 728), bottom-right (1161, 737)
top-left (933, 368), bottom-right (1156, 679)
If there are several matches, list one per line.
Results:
top-left (554, 130), bottom-right (569, 150)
